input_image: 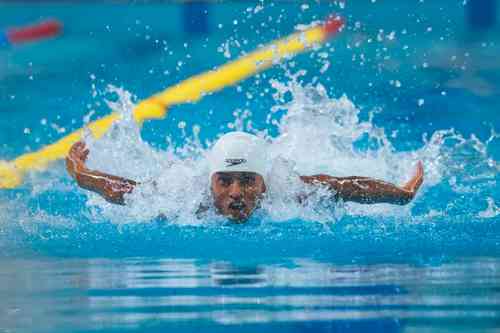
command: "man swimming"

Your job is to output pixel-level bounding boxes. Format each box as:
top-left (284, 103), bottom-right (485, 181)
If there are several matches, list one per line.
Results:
top-left (66, 131), bottom-right (424, 222)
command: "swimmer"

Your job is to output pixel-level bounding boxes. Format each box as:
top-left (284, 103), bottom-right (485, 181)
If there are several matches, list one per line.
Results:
top-left (66, 131), bottom-right (424, 222)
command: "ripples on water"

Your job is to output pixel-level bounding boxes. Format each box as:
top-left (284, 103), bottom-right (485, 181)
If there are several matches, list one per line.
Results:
top-left (2, 257), bottom-right (500, 332)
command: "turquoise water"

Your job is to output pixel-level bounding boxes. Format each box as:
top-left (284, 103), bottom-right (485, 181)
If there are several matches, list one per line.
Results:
top-left (1, 2), bottom-right (500, 332)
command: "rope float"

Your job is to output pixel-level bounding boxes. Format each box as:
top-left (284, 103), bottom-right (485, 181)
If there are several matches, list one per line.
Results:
top-left (0, 19), bottom-right (62, 47)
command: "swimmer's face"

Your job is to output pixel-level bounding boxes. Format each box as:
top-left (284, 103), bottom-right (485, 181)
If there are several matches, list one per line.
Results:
top-left (211, 172), bottom-right (266, 223)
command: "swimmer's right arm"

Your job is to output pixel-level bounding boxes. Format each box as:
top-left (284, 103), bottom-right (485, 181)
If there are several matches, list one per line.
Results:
top-left (66, 141), bottom-right (137, 205)
top-left (299, 162), bottom-right (424, 205)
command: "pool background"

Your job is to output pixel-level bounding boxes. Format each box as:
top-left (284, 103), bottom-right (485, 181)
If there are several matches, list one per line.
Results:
top-left (1, 1), bottom-right (500, 332)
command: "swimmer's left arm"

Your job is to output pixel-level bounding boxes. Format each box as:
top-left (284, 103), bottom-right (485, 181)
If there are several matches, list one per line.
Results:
top-left (300, 162), bottom-right (424, 205)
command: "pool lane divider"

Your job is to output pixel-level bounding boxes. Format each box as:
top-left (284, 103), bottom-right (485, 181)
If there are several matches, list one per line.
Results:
top-left (0, 20), bottom-right (62, 47)
top-left (0, 16), bottom-right (344, 189)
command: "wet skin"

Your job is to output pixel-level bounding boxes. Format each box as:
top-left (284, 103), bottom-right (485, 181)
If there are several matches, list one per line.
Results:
top-left (211, 172), bottom-right (267, 223)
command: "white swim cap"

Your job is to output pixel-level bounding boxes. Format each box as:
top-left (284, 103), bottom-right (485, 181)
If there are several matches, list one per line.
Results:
top-left (209, 131), bottom-right (267, 182)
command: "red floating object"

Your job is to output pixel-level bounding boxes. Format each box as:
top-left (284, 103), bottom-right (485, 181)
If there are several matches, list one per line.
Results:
top-left (7, 19), bottom-right (62, 44)
top-left (322, 15), bottom-right (345, 36)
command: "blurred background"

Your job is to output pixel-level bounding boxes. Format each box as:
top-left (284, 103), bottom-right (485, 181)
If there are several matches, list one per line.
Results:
top-left (0, 0), bottom-right (498, 158)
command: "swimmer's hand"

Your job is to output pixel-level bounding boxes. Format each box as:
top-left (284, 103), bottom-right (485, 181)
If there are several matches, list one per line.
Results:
top-left (66, 141), bottom-right (89, 178)
top-left (402, 161), bottom-right (424, 199)
top-left (66, 141), bottom-right (137, 205)
top-left (300, 161), bottom-right (424, 205)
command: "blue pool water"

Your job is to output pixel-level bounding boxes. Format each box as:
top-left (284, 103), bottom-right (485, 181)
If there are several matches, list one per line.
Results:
top-left (1, 2), bottom-right (500, 332)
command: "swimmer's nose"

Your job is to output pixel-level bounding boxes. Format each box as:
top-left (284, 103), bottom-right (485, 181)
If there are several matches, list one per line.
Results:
top-left (229, 182), bottom-right (243, 200)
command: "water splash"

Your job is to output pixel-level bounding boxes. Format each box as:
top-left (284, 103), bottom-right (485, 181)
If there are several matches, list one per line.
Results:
top-left (54, 75), bottom-right (496, 227)
top-left (479, 198), bottom-right (500, 219)
top-left (0, 73), bottom-right (498, 260)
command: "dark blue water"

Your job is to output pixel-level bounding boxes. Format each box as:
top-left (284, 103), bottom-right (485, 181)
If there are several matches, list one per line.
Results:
top-left (3, 256), bottom-right (500, 333)
top-left (1, 2), bottom-right (499, 332)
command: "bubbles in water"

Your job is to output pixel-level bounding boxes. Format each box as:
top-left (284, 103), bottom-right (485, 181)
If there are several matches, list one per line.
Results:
top-left (478, 198), bottom-right (500, 218)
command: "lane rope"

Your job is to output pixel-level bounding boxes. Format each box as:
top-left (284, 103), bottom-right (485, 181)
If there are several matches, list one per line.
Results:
top-left (1, 19), bottom-right (62, 47)
top-left (0, 16), bottom-right (344, 189)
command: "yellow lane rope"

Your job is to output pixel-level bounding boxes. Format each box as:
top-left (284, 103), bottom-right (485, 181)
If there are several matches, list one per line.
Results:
top-left (0, 17), bottom-right (344, 188)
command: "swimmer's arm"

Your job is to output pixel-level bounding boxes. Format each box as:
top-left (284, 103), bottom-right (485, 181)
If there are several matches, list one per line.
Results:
top-left (300, 162), bottom-right (424, 205)
top-left (66, 141), bottom-right (137, 205)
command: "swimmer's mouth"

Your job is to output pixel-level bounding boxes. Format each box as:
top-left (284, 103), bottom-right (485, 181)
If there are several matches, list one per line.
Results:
top-left (228, 201), bottom-right (246, 211)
